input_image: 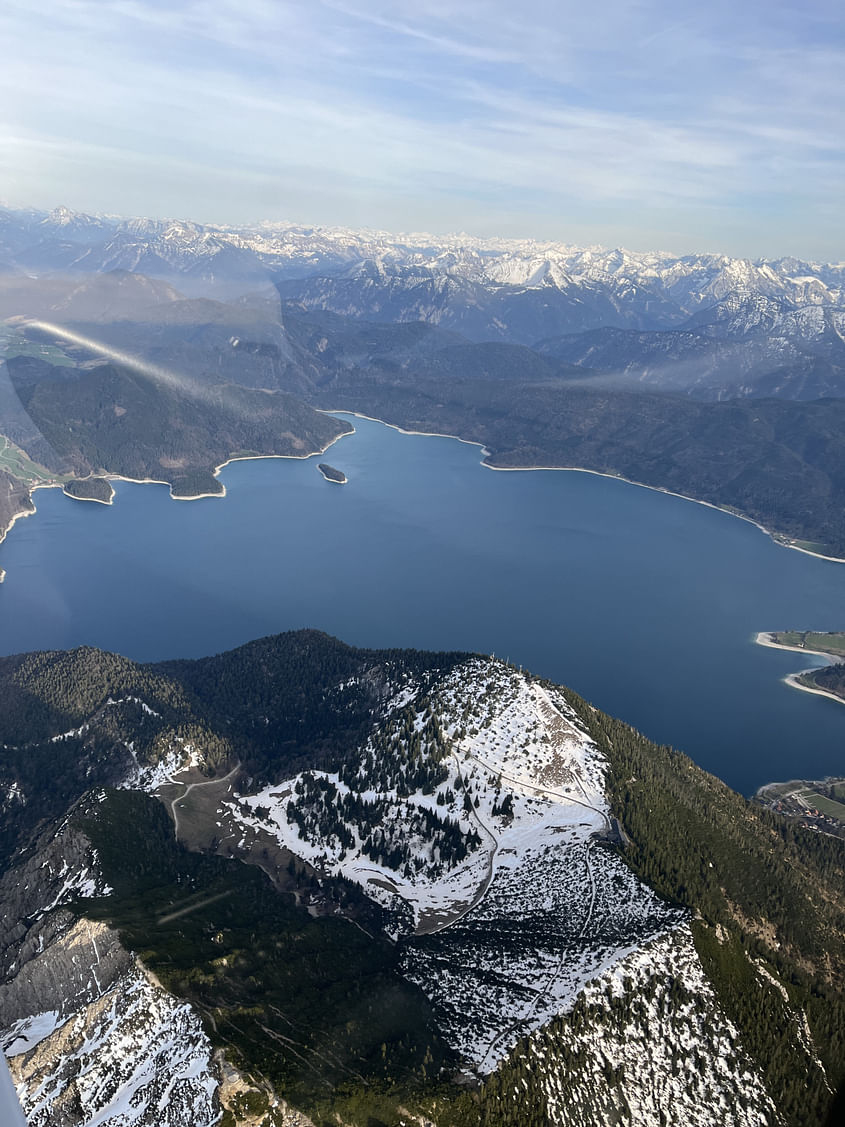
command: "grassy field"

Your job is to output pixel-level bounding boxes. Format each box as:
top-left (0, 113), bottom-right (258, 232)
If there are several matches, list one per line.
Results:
top-left (788, 538), bottom-right (832, 556)
top-left (802, 792), bottom-right (845, 820)
top-left (758, 779), bottom-right (845, 824)
top-left (0, 436), bottom-right (67, 485)
top-left (2, 331), bottom-right (77, 368)
top-left (767, 782), bottom-right (845, 823)
top-left (771, 630), bottom-right (845, 656)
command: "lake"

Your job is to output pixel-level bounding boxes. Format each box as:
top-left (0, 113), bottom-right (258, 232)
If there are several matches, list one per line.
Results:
top-left (1, 413), bottom-right (843, 795)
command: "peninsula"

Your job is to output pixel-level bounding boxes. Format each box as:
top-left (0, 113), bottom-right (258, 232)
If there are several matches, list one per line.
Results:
top-left (0, 359), bottom-right (354, 556)
top-left (756, 631), bottom-right (845, 705)
top-left (761, 630), bottom-right (845, 659)
top-left (63, 477), bottom-right (115, 505)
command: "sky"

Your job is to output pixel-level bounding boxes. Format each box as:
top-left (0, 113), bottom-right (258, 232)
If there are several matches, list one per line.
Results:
top-left (3, 0), bottom-right (844, 258)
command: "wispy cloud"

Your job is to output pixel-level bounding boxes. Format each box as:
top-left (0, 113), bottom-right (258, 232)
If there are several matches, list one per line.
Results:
top-left (3, 0), bottom-right (844, 256)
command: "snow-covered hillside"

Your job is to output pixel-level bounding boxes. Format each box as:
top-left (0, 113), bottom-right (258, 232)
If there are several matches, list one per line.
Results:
top-left (522, 926), bottom-right (780, 1127)
top-left (226, 661), bottom-right (687, 1071)
top-left (1, 913), bottom-right (219, 1127)
top-left (0, 641), bottom-right (810, 1125)
top-left (8, 957), bottom-right (218, 1127)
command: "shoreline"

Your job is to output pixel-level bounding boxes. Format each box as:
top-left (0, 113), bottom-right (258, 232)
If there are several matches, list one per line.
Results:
top-left (324, 410), bottom-right (845, 565)
top-left (754, 633), bottom-right (844, 708)
top-left (0, 478), bottom-right (60, 547)
top-left (783, 673), bottom-right (845, 708)
top-left (754, 632), bottom-right (840, 662)
top-left (62, 486), bottom-right (114, 507)
top-left (100, 472), bottom-right (226, 502)
top-left (757, 774), bottom-right (845, 797)
top-left (0, 479), bottom-right (69, 581)
top-left (0, 423), bottom-right (354, 553)
top-left (325, 409), bottom-right (490, 458)
top-left (0, 409), bottom-right (841, 570)
top-left (212, 419), bottom-right (352, 478)
top-left (179, 422), bottom-right (355, 499)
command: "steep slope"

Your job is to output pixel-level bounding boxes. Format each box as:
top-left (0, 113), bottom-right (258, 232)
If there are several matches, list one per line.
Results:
top-left (535, 316), bottom-right (845, 401)
top-left (5, 925), bottom-right (219, 1127)
top-left (0, 808), bottom-right (310, 1127)
top-left (486, 927), bottom-right (777, 1127)
top-left (6, 356), bottom-right (350, 499)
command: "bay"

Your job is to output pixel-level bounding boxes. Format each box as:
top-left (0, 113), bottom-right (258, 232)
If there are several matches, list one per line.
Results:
top-left (1, 412), bottom-right (843, 795)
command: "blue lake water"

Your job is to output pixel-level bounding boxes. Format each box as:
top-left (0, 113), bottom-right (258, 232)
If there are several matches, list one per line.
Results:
top-left (1, 413), bottom-right (843, 795)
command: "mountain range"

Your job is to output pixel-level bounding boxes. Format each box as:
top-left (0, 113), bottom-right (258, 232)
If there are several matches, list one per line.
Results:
top-left (2, 203), bottom-right (845, 405)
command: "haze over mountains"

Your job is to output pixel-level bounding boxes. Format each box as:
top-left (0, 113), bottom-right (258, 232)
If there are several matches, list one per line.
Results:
top-left (3, 203), bottom-right (845, 403)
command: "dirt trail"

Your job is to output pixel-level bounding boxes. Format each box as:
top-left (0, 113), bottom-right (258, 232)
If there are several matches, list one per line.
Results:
top-left (419, 684), bottom-right (608, 935)
top-left (168, 761), bottom-right (241, 840)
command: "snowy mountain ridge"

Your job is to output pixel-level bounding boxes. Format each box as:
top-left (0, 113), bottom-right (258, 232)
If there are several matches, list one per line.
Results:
top-left (218, 658), bottom-right (770, 1107)
top-left (227, 662), bottom-right (612, 938)
top-left (2, 205), bottom-right (843, 316)
top-left (6, 203), bottom-right (845, 399)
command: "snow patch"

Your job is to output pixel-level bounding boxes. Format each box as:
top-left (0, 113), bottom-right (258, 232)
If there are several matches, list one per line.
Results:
top-left (3, 1012), bottom-right (63, 1058)
top-left (123, 739), bottom-right (205, 794)
top-left (526, 926), bottom-right (779, 1127)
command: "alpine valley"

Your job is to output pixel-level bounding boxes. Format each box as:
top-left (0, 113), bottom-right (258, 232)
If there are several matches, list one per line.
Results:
top-left (2, 208), bottom-right (845, 1127)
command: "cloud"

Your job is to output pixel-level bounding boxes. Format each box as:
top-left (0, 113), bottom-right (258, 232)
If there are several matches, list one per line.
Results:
top-left (3, 0), bottom-right (844, 256)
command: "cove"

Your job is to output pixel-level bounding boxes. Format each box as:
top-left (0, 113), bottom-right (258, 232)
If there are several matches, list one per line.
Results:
top-left (1, 413), bottom-right (843, 796)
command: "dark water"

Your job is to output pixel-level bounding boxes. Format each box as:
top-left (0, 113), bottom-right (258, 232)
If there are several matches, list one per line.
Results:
top-left (1, 413), bottom-right (843, 794)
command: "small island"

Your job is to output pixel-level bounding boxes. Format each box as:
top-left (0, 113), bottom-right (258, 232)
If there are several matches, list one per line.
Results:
top-left (317, 462), bottom-right (347, 484)
top-left (62, 477), bottom-right (115, 505)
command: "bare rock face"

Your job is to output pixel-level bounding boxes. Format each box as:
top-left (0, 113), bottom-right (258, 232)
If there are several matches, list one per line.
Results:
top-left (0, 813), bottom-right (221, 1127)
top-left (0, 817), bottom-right (111, 982)
top-left (0, 919), bottom-right (130, 1039)
top-left (7, 956), bottom-right (219, 1127)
